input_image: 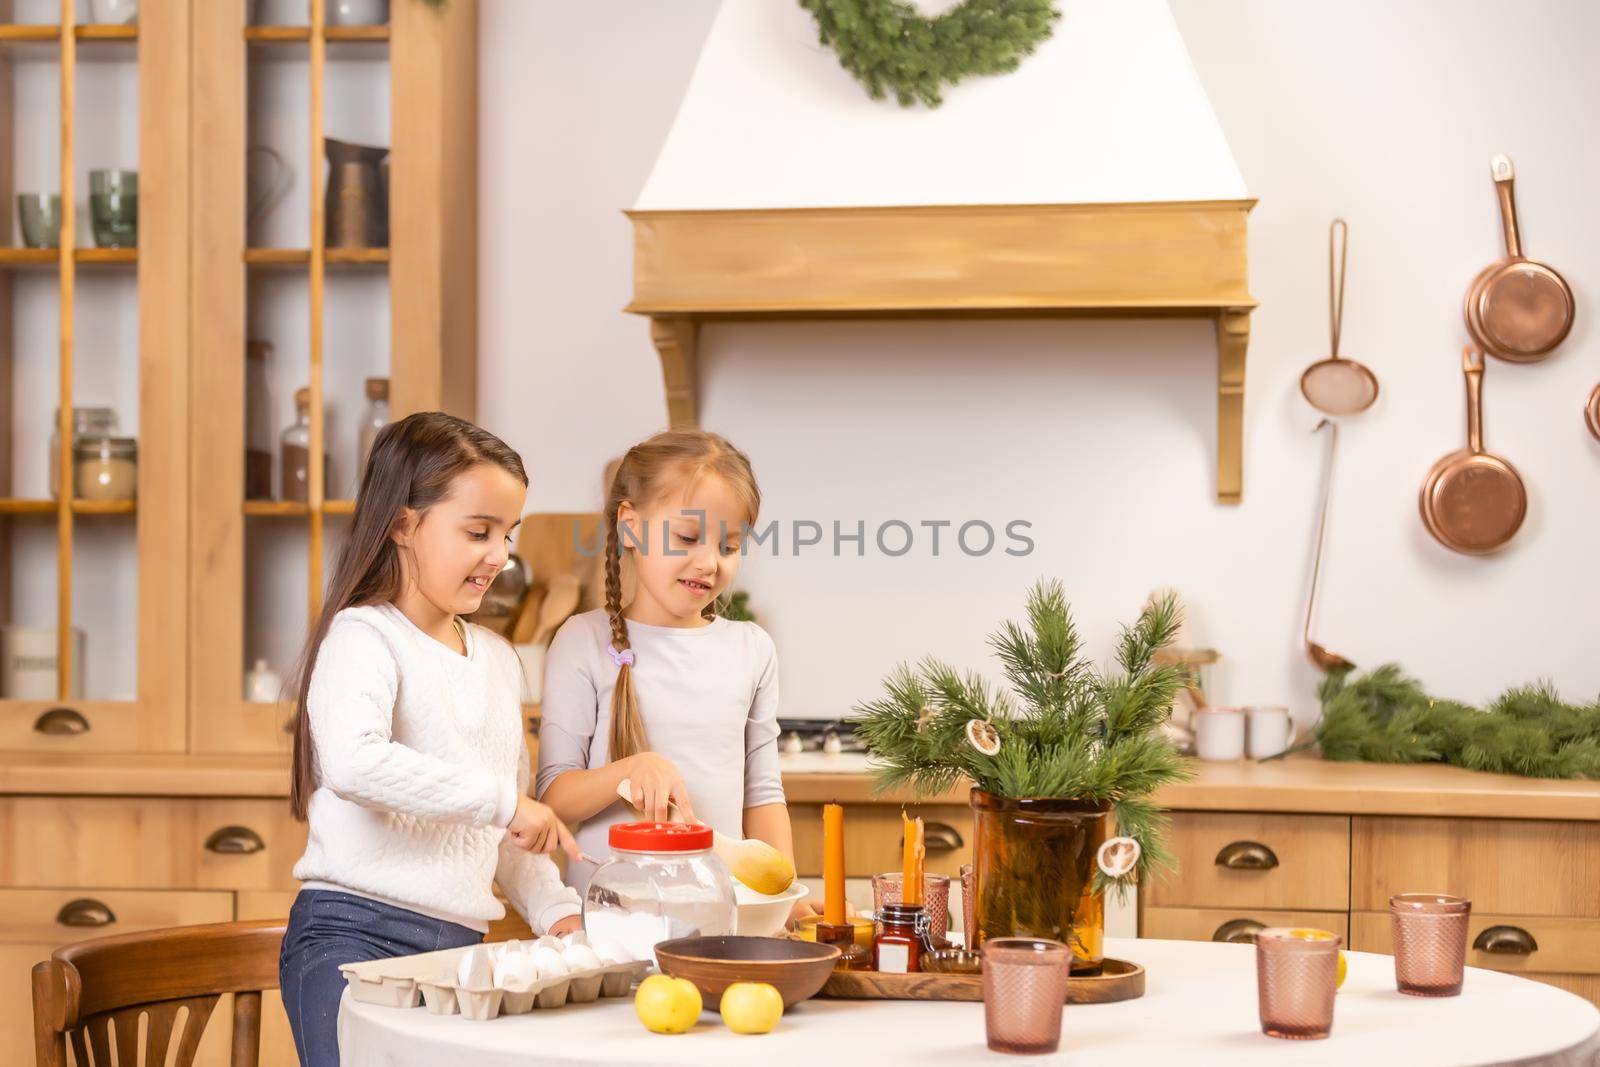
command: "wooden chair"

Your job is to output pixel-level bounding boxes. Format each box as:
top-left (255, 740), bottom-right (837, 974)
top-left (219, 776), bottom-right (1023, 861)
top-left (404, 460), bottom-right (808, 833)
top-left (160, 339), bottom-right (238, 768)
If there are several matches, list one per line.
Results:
top-left (31, 919), bottom-right (286, 1067)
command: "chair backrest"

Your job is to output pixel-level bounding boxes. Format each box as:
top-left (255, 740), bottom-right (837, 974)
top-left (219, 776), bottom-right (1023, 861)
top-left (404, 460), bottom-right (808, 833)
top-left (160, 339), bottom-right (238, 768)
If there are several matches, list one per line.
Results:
top-left (31, 919), bottom-right (286, 1067)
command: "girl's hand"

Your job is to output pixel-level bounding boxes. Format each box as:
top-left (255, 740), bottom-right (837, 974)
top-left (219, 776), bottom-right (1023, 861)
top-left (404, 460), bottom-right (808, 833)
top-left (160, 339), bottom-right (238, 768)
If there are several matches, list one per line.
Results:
top-left (785, 898), bottom-right (857, 930)
top-left (506, 795), bottom-right (583, 862)
top-left (621, 752), bottom-right (696, 823)
top-left (547, 914), bottom-right (583, 938)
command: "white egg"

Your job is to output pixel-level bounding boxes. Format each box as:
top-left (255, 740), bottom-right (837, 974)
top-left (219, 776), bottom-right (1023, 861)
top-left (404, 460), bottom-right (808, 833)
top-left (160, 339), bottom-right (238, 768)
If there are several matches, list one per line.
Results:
top-left (532, 946), bottom-right (569, 979)
top-left (493, 950), bottom-right (538, 989)
top-left (586, 934), bottom-right (630, 966)
top-left (533, 935), bottom-right (566, 954)
top-left (559, 930), bottom-right (589, 949)
top-left (493, 939), bottom-right (522, 959)
top-left (456, 946), bottom-right (495, 989)
top-left (563, 944), bottom-right (603, 972)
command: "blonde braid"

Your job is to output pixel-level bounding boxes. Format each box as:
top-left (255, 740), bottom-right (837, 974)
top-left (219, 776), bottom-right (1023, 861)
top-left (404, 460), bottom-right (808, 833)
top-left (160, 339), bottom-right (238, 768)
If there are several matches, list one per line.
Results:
top-left (604, 499), bottom-right (649, 762)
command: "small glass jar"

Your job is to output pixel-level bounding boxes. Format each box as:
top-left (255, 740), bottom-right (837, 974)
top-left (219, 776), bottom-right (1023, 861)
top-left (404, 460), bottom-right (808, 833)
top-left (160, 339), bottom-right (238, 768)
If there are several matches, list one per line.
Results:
top-left (50, 407), bottom-right (118, 499)
top-left (583, 821), bottom-right (736, 962)
top-left (874, 902), bottom-right (926, 974)
top-left (73, 435), bottom-right (138, 502)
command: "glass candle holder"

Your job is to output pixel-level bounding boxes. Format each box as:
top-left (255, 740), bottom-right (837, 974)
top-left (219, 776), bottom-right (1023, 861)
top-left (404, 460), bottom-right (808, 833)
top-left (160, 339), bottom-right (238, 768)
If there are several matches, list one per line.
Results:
top-left (17, 194), bottom-right (61, 248)
top-left (872, 872), bottom-right (951, 941)
top-left (981, 937), bottom-right (1070, 1055)
top-left (89, 169), bottom-right (138, 248)
top-left (960, 862), bottom-right (975, 946)
top-left (1255, 927), bottom-right (1340, 1040)
top-left (1390, 893), bottom-right (1471, 997)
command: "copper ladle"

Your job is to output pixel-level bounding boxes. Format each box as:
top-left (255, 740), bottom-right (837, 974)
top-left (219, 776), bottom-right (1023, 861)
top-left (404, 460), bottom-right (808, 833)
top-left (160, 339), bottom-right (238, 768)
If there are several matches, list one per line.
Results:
top-left (1304, 419), bottom-right (1354, 673)
top-left (1300, 219), bottom-right (1379, 416)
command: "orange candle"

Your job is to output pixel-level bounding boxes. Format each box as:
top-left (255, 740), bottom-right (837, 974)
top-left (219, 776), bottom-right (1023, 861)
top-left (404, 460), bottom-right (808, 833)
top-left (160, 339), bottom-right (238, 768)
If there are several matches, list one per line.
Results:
top-left (902, 811), bottom-right (925, 906)
top-left (823, 802), bottom-right (846, 924)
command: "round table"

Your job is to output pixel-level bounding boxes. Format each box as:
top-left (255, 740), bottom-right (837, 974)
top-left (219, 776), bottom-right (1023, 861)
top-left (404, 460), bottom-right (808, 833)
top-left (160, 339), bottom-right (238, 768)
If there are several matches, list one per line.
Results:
top-left (339, 937), bottom-right (1600, 1066)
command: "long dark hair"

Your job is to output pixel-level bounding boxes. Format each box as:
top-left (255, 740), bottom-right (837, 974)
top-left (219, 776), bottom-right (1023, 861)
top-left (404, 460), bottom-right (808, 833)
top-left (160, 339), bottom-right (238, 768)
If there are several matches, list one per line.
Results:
top-left (288, 412), bottom-right (528, 821)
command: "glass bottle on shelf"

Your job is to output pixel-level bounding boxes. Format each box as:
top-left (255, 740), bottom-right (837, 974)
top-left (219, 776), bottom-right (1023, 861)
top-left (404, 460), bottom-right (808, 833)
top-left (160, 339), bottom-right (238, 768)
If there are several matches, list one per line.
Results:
top-left (49, 407), bottom-right (117, 500)
top-left (245, 341), bottom-right (274, 500)
top-left (355, 376), bottom-right (389, 495)
top-left (73, 436), bottom-right (138, 502)
top-left (280, 388), bottom-right (328, 504)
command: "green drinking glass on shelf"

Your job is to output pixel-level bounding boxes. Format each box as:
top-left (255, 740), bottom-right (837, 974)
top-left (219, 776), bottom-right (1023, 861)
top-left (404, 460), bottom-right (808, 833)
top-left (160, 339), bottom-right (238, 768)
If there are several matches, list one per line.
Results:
top-left (89, 168), bottom-right (138, 249)
top-left (17, 193), bottom-right (62, 248)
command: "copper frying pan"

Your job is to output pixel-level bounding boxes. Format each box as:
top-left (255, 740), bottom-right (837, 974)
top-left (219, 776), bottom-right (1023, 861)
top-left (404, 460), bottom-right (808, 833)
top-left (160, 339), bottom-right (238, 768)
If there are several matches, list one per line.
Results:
top-left (1420, 347), bottom-right (1526, 554)
top-left (1586, 383), bottom-right (1600, 442)
top-left (1465, 154), bottom-right (1574, 363)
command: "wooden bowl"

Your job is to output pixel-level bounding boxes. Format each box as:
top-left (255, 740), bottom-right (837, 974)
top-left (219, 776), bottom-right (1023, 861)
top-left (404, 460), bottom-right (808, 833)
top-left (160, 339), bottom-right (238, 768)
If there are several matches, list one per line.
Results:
top-left (654, 936), bottom-right (840, 1009)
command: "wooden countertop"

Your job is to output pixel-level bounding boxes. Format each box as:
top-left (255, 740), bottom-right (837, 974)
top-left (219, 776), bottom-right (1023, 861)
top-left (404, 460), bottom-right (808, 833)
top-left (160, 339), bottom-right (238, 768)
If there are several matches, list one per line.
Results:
top-left (3, 753), bottom-right (1598, 820)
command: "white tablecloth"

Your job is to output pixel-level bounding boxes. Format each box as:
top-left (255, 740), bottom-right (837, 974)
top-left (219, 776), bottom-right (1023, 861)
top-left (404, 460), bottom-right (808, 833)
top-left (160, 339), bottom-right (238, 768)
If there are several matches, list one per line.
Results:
top-left (340, 937), bottom-right (1600, 1066)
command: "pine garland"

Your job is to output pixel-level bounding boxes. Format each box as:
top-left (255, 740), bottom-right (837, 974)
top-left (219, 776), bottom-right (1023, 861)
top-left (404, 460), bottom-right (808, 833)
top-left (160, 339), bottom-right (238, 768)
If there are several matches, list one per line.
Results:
top-left (1309, 665), bottom-right (1600, 780)
top-left (852, 580), bottom-right (1193, 892)
top-left (798, 0), bottom-right (1061, 108)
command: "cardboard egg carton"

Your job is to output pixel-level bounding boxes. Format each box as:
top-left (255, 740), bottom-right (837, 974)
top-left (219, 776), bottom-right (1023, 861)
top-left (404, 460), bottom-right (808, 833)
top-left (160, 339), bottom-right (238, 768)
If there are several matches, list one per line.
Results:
top-left (340, 943), bottom-right (650, 1021)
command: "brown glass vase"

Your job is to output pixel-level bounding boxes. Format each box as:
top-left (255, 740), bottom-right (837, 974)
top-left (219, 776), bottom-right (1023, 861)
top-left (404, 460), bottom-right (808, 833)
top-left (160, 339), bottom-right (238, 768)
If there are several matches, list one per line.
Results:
top-left (969, 788), bottom-right (1108, 975)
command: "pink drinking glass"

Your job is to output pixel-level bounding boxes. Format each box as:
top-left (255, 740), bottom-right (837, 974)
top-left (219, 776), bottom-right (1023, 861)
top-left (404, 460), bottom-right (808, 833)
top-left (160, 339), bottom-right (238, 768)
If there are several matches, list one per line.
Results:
top-left (872, 872), bottom-right (951, 939)
top-left (981, 937), bottom-right (1070, 1055)
top-left (1255, 927), bottom-right (1340, 1040)
top-left (1390, 893), bottom-right (1471, 996)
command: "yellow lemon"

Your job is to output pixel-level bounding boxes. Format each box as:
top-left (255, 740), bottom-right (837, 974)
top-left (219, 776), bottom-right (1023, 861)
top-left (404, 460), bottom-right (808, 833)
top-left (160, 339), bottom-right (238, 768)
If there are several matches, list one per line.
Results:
top-left (720, 982), bottom-right (784, 1035)
top-left (634, 974), bottom-right (702, 1034)
top-left (1337, 951), bottom-right (1348, 990)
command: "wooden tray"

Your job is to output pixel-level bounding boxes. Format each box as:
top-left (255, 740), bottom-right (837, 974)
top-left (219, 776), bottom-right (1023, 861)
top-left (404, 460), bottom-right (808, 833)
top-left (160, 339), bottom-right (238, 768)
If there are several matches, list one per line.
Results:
top-left (816, 957), bottom-right (1143, 1004)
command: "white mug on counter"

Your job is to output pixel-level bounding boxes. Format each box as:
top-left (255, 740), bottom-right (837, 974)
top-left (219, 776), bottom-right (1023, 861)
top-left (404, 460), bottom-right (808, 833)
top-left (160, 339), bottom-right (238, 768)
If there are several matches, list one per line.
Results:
top-left (1192, 706), bottom-right (1245, 761)
top-left (1245, 705), bottom-right (1293, 760)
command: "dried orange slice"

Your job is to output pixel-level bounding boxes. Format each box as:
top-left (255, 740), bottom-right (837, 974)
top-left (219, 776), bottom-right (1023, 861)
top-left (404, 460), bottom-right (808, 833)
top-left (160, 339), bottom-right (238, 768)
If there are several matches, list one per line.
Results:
top-left (965, 718), bottom-right (1001, 755)
top-left (1096, 836), bottom-right (1141, 878)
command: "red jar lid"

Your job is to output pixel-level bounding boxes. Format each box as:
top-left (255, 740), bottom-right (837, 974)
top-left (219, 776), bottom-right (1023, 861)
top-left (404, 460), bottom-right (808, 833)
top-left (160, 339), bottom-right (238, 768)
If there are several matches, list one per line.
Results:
top-left (608, 821), bottom-right (713, 852)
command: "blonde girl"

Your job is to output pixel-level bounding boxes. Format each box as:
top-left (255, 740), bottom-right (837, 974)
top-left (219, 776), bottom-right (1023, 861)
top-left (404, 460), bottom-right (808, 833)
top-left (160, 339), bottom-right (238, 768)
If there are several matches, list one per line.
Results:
top-left (537, 430), bottom-right (805, 917)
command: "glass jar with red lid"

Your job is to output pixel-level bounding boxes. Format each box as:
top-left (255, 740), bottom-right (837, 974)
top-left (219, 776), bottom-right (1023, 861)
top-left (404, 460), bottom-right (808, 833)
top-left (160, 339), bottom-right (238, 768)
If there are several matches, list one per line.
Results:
top-left (582, 821), bottom-right (737, 961)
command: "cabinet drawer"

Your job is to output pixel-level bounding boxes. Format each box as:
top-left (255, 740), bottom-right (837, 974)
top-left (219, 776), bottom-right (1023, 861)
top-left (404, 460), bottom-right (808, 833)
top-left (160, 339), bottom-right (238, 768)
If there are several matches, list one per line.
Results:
top-left (1144, 812), bottom-right (1350, 911)
top-left (0, 701), bottom-right (143, 752)
top-left (1350, 911), bottom-right (1600, 977)
top-left (1352, 817), bottom-right (1600, 916)
top-left (0, 796), bottom-right (306, 891)
top-left (0, 888), bottom-right (236, 1067)
top-left (790, 803), bottom-right (972, 878)
top-left (1143, 906), bottom-right (1348, 945)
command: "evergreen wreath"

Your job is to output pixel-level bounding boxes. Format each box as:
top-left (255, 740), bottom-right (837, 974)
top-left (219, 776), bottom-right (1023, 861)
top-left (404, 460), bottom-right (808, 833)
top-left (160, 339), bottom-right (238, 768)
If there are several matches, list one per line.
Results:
top-left (852, 580), bottom-right (1193, 892)
top-left (799, 0), bottom-right (1062, 108)
top-left (1297, 665), bottom-right (1600, 780)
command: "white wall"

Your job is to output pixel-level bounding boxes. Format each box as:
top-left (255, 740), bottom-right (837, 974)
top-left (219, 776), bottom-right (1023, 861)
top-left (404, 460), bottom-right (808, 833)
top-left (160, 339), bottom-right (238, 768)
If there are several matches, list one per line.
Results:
top-left (479, 0), bottom-right (1600, 730)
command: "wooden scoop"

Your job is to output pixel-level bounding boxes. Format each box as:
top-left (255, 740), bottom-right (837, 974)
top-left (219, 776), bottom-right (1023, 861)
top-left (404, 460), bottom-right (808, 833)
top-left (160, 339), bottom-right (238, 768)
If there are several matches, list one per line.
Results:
top-left (615, 778), bottom-right (795, 896)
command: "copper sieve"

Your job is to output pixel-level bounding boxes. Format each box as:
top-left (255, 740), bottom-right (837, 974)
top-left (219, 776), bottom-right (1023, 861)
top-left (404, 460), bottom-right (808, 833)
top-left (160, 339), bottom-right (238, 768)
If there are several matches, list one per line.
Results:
top-left (1419, 348), bottom-right (1526, 555)
top-left (1465, 154), bottom-right (1574, 363)
top-left (1300, 219), bottom-right (1379, 416)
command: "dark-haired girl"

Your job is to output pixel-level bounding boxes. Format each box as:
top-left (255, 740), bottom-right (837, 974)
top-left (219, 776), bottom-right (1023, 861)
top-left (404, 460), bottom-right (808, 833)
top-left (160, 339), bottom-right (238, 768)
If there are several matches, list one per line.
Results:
top-left (278, 412), bottom-right (580, 1066)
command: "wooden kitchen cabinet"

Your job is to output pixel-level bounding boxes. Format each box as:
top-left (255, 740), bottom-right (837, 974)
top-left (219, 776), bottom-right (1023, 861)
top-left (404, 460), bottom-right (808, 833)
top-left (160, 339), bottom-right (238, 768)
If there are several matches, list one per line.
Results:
top-left (0, 888), bottom-right (235, 1066)
top-left (789, 801), bottom-right (972, 879)
top-left (1144, 906), bottom-right (1349, 945)
top-left (1350, 911), bottom-right (1600, 998)
top-left (1142, 812), bottom-right (1350, 912)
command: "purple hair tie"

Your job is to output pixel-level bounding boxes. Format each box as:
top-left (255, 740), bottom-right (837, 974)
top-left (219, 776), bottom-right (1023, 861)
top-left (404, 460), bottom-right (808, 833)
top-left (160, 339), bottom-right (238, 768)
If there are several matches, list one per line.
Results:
top-left (607, 644), bottom-right (635, 669)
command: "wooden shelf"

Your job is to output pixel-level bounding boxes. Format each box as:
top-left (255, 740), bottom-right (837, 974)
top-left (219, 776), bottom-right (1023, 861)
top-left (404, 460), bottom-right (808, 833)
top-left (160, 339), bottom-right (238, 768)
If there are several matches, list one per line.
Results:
top-left (243, 247), bottom-right (389, 269)
top-left (0, 23), bottom-right (137, 41)
top-left (628, 200), bottom-right (1258, 503)
top-left (0, 247), bottom-right (137, 269)
top-left (75, 24), bottom-right (139, 41)
top-left (244, 25), bottom-right (390, 43)
top-left (242, 499), bottom-right (357, 517)
top-left (0, 498), bottom-right (136, 516)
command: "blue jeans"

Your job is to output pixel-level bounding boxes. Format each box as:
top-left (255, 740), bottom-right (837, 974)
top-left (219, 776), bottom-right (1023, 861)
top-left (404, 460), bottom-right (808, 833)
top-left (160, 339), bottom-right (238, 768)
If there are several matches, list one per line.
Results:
top-left (278, 889), bottom-right (483, 1067)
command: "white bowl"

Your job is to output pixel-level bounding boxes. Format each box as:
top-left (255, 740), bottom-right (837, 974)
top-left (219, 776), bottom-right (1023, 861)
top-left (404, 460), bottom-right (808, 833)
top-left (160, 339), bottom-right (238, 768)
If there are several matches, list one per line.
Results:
top-left (733, 881), bottom-right (809, 936)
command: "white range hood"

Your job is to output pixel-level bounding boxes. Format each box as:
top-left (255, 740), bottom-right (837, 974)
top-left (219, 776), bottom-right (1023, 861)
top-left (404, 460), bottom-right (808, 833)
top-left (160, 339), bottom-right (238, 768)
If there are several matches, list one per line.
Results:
top-left (628, 0), bottom-right (1257, 502)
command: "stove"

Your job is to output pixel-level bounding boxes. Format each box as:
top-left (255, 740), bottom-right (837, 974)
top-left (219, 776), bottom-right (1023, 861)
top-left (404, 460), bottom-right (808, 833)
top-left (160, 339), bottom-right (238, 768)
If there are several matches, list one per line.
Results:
top-left (777, 718), bottom-right (866, 756)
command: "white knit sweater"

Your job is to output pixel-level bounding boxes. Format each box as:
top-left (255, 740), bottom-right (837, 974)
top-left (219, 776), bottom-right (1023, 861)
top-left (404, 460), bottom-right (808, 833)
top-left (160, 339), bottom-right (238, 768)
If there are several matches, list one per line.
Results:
top-left (292, 603), bottom-right (580, 934)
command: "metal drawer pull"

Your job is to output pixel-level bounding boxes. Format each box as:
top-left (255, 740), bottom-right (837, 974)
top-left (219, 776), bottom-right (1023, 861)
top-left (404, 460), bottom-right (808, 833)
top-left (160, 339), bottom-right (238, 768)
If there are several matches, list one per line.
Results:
top-left (57, 899), bottom-right (116, 928)
top-left (1473, 925), bottom-right (1538, 955)
top-left (205, 825), bottom-right (267, 855)
top-left (33, 708), bottom-right (90, 736)
top-left (1212, 919), bottom-right (1266, 944)
top-left (899, 823), bottom-right (965, 855)
top-left (1215, 841), bottom-right (1279, 870)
